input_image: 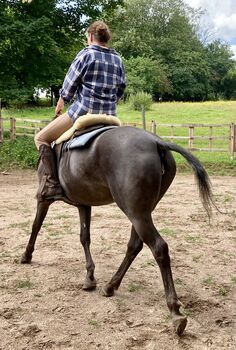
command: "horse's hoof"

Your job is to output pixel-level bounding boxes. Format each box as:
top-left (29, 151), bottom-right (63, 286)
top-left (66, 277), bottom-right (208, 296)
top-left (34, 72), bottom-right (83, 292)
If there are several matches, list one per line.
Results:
top-left (20, 253), bottom-right (32, 264)
top-left (100, 285), bottom-right (114, 297)
top-left (82, 279), bottom-right (97, 291)
top-left (172, 315), bottom-right (187, 336)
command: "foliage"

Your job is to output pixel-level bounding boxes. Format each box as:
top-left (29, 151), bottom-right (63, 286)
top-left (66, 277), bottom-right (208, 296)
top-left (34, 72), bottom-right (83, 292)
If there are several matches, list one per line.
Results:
top-left (128, 91), bottom-right (153, 111)
top-left (0, 136), bottom-right (38, 169)
top-left (0, 0), bottom-right (235, 104)
top-left (123, 56), bottom-right (171, 99)
top-left (167, 50), bottom-right (210, 101)
top-left (222, 64), bottom-right (236, 100)
top-left (109, 0), bottom-right (236, 101)
top-left (206, 41), bottom-right (236, 100)
top-left (0, 0), bottom-right (124, 105)
top-left (109, 0), bottom-right (196, 58)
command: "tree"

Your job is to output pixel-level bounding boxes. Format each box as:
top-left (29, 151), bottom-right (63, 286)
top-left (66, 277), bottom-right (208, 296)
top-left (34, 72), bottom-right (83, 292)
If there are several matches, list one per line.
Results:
top-left (109, 0), bottom-right (202, 59)
top-left (123, 56), bottom-right (171, 99)
top-left (205, 40), bottom-right (235, 100)
top-left (109, 0), bottom-right (213, 101)
top-left (221, 63), bottom-right (236, 100)
top-left (0, 0), bottom-right (123, 105)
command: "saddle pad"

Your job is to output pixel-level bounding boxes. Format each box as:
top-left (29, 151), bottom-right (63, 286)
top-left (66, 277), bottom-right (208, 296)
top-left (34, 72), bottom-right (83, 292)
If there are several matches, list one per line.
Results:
top-left (63, 125), bottom-right (117, 151)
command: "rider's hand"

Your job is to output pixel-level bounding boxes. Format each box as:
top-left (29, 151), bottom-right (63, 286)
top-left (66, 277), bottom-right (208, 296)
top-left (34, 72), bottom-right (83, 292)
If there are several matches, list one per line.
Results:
top-left (55, 97), bottom-right (65, 117)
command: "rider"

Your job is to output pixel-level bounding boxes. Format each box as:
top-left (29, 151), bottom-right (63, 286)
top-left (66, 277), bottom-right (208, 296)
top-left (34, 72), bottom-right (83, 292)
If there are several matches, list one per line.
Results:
top-left (34, 20), bottom-right (126, 201)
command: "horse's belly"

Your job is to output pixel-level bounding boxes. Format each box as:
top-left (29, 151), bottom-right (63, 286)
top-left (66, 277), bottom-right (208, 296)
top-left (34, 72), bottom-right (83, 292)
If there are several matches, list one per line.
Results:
top-left (67, 186), bottom-right (113, 206)
top-left (60, 172), bottom-right (113, 206)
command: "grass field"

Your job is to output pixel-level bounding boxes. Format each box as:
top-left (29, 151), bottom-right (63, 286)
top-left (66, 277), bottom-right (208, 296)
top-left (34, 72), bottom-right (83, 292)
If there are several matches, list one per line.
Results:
top-left (1, 101), bottom-right (236, 175)
top-left (2, 100), bottom-right (236, 122)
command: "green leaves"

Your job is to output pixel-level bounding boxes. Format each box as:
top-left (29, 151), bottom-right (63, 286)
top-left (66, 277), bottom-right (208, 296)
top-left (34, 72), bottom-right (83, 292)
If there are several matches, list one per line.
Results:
top-left (109, 0), bottom-right (236, 101)
top-left (123, 56), bottom-right (171, 98)
top-left (0, 0), bottom-right (123, 105)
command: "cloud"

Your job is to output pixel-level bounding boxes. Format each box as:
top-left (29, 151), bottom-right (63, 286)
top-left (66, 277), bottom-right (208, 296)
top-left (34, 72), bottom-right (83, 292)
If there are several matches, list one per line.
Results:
top-left (183, 0), bottom-right (236, 57)
top-left (213, 14), bottom-right (236, 42)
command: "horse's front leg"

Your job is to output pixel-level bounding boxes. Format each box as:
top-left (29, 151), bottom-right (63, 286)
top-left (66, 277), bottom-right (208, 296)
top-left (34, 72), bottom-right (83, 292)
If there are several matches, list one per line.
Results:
top-left (78, 205), bottom-right (96, 290)
top-left (21, 200), bottom-right (51, 263)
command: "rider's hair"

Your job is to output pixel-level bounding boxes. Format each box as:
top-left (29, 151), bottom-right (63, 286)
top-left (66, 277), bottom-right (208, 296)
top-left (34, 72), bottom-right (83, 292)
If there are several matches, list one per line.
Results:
top-left (87, 21), bottom-right (112, 44)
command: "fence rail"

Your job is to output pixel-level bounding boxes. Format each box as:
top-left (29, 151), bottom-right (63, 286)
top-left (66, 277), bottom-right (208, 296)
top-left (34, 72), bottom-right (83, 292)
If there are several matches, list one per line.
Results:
top-left (0, 117), bottom-right (235, 158)
top-left (0, 117), bottom-right (50, 141)
top-left (114, 120), bottom-right (236, 158)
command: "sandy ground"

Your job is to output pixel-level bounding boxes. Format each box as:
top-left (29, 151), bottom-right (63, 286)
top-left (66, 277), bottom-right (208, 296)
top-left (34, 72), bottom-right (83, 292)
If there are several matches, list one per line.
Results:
top-left (0, 170), bottom-right (236, 350)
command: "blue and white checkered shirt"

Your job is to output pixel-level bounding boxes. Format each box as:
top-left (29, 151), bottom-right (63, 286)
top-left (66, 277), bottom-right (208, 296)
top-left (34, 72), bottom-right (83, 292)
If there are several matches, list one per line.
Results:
top-left (60, 44), bottom-right (126, 122)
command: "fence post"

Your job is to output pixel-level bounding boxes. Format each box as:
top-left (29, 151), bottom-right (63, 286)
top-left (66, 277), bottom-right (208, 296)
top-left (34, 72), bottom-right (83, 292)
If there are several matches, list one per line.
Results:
top-left (0, 98), bottom-right (3, 143)
top-left (151, 120), bottom-right (156, 134)
top-left (141, 106), bottom-right (146, 130)
top-left (229, 123), bottom-right (236, 159)
top-left (188, 126), bottom-right (194, 149)
top-left (209, 126), bottom-right (213, 150)
top-left (10, 117), bottom-right (16, 140)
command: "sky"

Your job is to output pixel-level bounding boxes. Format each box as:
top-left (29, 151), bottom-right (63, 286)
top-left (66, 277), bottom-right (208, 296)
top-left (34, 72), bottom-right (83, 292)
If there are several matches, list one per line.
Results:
top-left (183, 0), bottom-right (236, 58)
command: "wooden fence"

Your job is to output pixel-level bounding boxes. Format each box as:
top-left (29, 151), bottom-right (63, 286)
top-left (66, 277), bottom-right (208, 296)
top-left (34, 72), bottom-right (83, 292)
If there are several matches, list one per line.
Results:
top-left (0, 117), bottom-right (50, 141)
top-left (123, 120), bottom-right (236, 158)
top-left (0, 117), bottom-right (236, 158)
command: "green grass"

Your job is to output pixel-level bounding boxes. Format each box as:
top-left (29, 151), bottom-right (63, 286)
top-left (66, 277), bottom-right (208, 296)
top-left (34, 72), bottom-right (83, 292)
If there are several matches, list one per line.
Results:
top-left (118, 100), bottom-right (236, 124)
top-left (15, 279), bottom-right (33, 289)
top-left (1, 101), bottom-right (236, 174)
top-left (2, 106), bottom-right (54, 121)
top-left (127, 281), bottom-right (144, 293)
top-left (160, 227), bottom-right (177, 237)
top-left (2, 100), bottom-right (236, 123)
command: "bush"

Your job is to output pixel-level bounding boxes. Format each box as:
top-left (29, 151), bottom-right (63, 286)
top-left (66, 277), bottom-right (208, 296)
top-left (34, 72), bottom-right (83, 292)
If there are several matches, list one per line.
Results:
top-left (129, 92), bottom-right (153, 111)
top-left (0, 137), bottom-right (38, 170)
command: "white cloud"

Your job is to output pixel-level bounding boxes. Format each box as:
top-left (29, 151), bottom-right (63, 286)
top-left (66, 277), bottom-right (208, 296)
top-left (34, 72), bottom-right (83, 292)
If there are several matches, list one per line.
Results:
top-left (184, 0), bottom-right (235, 16)
top-left (183, 0), bottom-right (236, 56)
top-left (213, 14), bottom-right (236, 41)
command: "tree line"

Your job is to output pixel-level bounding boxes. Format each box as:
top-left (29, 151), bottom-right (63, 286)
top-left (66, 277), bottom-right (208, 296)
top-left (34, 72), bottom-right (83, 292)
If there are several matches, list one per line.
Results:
top-left (0, 0), bottom-right (236, 106)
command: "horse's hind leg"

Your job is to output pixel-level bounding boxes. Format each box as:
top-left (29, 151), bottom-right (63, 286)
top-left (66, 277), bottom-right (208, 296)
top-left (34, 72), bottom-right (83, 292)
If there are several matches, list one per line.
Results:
top-left (101, 225), bottom-right (143, 297)
top-left (132, 216), bottom-right (187, 335)
top-left (21, 200), bottom-right (51, 263)
top-left (78, 205), bottom-right (96, 290)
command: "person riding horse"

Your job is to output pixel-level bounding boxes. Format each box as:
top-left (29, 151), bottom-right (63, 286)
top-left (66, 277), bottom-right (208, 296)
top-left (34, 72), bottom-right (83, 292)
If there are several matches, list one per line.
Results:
top-left (34, 20), bottom-right (126, 201)
top-left (27, 20), bottom-right (217, 336)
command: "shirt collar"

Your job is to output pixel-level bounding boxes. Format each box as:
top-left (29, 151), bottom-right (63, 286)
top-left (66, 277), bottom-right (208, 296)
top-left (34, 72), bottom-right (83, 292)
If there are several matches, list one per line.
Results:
top-left (88, 44), bottom-right (114, 53)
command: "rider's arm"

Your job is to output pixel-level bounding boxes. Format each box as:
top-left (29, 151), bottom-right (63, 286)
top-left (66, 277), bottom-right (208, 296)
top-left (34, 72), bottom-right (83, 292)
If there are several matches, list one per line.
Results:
top-left (55, 97), bottom-right (64, 116)
top-left (117, 62), bottom-right (126, 101)
top-left (59, 49), bottom-right (88, 103)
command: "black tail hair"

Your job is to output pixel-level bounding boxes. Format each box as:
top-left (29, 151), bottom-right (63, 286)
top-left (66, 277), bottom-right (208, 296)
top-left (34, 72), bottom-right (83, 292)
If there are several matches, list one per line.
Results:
top-left (156, 139), bottom-right (215, 218)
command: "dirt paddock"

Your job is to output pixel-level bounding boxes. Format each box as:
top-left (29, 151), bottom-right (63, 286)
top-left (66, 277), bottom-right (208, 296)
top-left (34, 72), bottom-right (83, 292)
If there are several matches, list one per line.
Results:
top-left (0, 170), bottom-right (235, 350)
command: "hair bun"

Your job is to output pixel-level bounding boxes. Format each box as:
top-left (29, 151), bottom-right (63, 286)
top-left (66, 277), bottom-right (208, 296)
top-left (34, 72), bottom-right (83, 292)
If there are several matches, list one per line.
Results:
top-left (87, 21), bottom-right (112, 43)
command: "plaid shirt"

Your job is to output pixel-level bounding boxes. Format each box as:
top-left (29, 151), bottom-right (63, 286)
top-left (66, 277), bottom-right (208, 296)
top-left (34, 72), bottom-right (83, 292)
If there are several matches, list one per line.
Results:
top-left (60, 44), bottom-right (126, 122)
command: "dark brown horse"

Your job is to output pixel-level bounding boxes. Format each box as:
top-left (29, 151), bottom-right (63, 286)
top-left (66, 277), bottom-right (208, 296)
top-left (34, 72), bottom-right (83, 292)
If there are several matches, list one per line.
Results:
top-left (21, 126), bottom-right (214, 335)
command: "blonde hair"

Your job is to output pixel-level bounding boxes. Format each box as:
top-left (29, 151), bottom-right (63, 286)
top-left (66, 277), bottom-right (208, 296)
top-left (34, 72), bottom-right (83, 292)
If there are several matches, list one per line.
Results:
top-left (87, 21), bottom-right (112, 43)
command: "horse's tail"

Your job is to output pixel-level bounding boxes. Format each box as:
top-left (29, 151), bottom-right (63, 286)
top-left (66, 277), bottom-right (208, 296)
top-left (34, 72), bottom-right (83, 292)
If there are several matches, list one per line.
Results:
top-left (156, 138), bottom-right (215, 218)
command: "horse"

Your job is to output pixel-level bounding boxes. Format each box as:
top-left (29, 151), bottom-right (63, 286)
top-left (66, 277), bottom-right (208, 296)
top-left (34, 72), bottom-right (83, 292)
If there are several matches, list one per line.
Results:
top-left (21, 126), bottom-right (214, 335)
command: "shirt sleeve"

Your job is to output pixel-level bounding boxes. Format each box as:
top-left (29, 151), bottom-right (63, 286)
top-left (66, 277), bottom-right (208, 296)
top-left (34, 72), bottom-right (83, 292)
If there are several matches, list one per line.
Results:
top-left (60, 49), bottom-right (88, 103)
top-left (117, 62), bottom-right (126, 100)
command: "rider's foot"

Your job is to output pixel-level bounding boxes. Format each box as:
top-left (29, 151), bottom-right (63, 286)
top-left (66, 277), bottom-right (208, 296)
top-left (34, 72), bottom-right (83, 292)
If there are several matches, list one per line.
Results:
top-left (36, 175), bottom-right (65, 201)
top-left (37, 144), bottom-right (66, 201)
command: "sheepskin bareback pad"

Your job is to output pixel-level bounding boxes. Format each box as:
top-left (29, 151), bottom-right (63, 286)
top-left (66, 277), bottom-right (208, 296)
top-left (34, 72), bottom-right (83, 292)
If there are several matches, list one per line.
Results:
top-left (55, 113), bottom-right (121, 145)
